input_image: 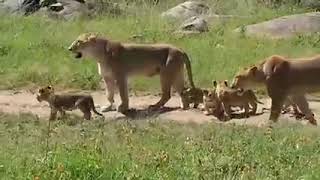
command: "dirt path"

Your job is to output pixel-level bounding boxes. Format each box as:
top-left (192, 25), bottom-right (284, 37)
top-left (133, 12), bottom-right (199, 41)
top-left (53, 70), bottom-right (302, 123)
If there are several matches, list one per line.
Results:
top-left (0, 90), bottom-right (319, 127)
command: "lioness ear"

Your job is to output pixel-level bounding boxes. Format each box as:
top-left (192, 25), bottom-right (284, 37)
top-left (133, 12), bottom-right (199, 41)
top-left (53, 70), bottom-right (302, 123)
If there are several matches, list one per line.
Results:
top-left (212, 80), bottom-right (217, 87)
top-left (202, 89), bottom-right (208, 95)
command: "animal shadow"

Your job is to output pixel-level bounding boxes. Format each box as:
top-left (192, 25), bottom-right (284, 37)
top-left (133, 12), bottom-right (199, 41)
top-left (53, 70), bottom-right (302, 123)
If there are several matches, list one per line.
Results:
top-left (118, 106), bottom-right (180, 120)
top-left (229, 111), bottom-right (265, 120)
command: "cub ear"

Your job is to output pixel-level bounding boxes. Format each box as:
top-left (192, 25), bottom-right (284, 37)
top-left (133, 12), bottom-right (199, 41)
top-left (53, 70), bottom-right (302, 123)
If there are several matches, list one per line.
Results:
top-left (212, 80), bottom-right (217, 88)
top-left (224, 80), bottom-right (228, 87)
top-left (249, 66), bottom-right (258, 75)
top-left (47, 85), bottom-right (54, 91)
top-left (202, 89), bottom-right (208, 95)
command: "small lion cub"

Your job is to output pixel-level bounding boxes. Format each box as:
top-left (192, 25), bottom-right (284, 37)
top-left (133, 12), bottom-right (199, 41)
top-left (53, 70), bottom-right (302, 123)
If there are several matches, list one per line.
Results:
top-left (36, 86), bottom-right (103, 120)
top-left (181, 87), bottom-right (205, 108)
top-left (202, 89), bottom-right (224, 119)
top-left (213, 80), bottom-right (263, 120)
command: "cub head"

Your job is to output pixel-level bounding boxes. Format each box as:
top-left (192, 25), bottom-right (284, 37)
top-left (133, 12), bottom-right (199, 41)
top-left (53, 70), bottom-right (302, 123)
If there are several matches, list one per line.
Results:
top-left (202, 89), bottom-right (218, 103)
top-left (231, 66), bottom-right (261, 90)
top-left (182, 87), bottom-right (203, 100)
top-left (36, 85), bottom-right (55, 102)
top-left (213, 80), bottom-right (229, 88)
top-left (68, 33), bottom-right (100, 59)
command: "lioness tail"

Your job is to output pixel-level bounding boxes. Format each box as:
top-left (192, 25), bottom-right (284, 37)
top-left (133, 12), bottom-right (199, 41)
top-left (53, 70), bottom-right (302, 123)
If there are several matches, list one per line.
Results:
top-left (182, 52), bottom-right (195, 89)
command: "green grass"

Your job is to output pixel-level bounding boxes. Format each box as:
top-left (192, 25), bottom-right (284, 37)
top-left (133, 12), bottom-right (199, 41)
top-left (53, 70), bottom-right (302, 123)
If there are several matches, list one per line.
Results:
top-left (1, 1), bottom-right (320, 179)
top-left (0, 112), bottom-right (320, 179)
top-left (0, 1), bottom-right (319, 91)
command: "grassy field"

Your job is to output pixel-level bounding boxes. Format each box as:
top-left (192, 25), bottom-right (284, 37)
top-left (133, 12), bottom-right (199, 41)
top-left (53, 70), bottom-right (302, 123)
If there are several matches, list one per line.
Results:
top-left (0, 0), bottom-right (319, 91)
top-left (0, 112), bottom-right (320, 179)
top-left (2, 0), bottom-right (320, 179)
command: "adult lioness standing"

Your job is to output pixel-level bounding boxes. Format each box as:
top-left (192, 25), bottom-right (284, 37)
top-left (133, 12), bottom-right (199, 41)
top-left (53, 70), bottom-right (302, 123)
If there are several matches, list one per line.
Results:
top-left (231, 55), bottom-right (319, 126)
top-left (68, 33), bottom-right (196, 113)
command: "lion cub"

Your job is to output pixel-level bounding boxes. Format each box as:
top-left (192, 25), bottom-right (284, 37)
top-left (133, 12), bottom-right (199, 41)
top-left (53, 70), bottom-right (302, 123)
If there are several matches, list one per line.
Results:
top-left (36, 86), bottom-right (103, 120)
top-left (213, 80), bottom-right (263, 120)
top-left (202, 89), bottom-right (224, 119)
top-left (181, 87), bottom-right (205, 108)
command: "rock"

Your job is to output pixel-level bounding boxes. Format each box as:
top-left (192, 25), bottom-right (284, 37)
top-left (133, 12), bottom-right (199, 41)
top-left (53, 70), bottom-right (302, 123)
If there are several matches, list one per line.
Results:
top-left (21, 0), bottom-right (40, 15)
top-left (34, 0), bottom-right (89, 20)
top-left (301, 0), bottom-right (320, 10)
top-left (234, 12), bottom-right (320, 39)
top-left (0, 0), bottom-right (40, 15)
top-left (0, 0), bottom-right (23, 13)
top-left (48, 2), bottom-right (63, 11)
top-left (161, 1), bottom-right (210, 22)
top-left (86, 1), bottom-right (122, 16)
top-left (40, 0), bottom-right (57, 7)
top-left (179, 16), bottom-right (209, 33)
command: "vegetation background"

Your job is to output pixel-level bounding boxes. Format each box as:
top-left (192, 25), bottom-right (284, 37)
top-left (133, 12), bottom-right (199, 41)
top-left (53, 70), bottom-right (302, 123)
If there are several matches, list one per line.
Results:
top-left (1, 0), bottom-right (319, 91)
top-left (1, 0), bottom-right (320, 179)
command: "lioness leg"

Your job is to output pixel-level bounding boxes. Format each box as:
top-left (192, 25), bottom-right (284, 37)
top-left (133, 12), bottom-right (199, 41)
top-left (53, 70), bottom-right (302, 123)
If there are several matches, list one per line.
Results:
top-left (244, 104), bottom-right (250, 118)
top-left (269, 96), bottom-right (286, 122)
top-left (149, 71), bottom-right (172, 110)
top-left (221, 102), bottom-right (231, 121)
top-left (250, 102), bottom-right (258, 115)
top-left (115, 75), bottom-right (129, 113)
top-left (101, 76), bottom-right (116, 112)
top-left (291, 95), bottom-right (317, 125)
top-left (150, 56), bottom-right (181, 110)
top-left (172, 68), bottom-right (189, 109)
top-left (49, 108), bottom-right (58, 121)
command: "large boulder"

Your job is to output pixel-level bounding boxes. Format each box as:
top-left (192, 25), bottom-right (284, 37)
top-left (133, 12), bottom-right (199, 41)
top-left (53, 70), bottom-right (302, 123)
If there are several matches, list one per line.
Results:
top-left (0, 0), bottom-right (40, 15)
top-left (235, 12), bottom-right (320, 39)
top-left (34, 0), bottom-right (89, 20)
top-left (179, 16), bottom-right (209, 33)
top-left (301, 0), bottom-right (320, 10)
top-left (161, 1), bottom-right (210, 22)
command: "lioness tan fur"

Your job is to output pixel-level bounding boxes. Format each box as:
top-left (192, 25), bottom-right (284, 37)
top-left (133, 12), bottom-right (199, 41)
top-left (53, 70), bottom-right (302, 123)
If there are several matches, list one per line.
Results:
top-left (36, 86), bottom-right (103, 120)
top-left (214, 80), bottom-right (263, 120)
top-left (231, 55), bottom-right (319, 125)
top-left (68, 33), bottom-right (195, 113)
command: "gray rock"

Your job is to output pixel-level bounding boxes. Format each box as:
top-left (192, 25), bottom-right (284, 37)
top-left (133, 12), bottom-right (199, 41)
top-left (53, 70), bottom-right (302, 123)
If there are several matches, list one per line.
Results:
top-left (179, 16), bottom-right (209, 33)
top-left (34, 0), bottom-right (89, 20)
top-left (0, 0), bottom-right (23, 13)
top-left (0, 0), bottom-right (42, 15)
top-left (48, 2), bottom-right (63, 11)
top-left (235, 12), bottom-right (320, 39)
top-left (301, 0), bottom-right (320, 10)
top-left (161, 1), bottom-right (210, 22)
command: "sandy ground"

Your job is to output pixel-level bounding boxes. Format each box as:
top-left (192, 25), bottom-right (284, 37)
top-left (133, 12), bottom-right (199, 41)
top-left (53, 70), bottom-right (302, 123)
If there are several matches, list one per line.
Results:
top-left (1, 90), bottom-right (320, 127)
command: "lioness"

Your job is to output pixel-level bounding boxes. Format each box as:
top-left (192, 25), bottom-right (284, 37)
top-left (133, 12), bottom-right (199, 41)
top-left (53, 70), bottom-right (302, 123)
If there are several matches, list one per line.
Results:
top-left (68, 33), bottom-right (195, 114)
top-left (36, 86), bottom-right (103, 120)
top-left (181, 87), bottom-right (204, 108)
top-left (214, 80), bottom-right (263, 120)
top-left (231, 55), bottom-right (319, 125)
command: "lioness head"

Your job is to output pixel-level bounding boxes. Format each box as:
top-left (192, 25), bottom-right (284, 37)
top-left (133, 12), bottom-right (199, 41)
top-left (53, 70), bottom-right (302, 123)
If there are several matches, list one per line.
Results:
top-left (231, 66), bottom-right (263, 90)
top-left (36, 85), bottom-right (54, 102)
top-left (68, 33), bottom-right (101, 59)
